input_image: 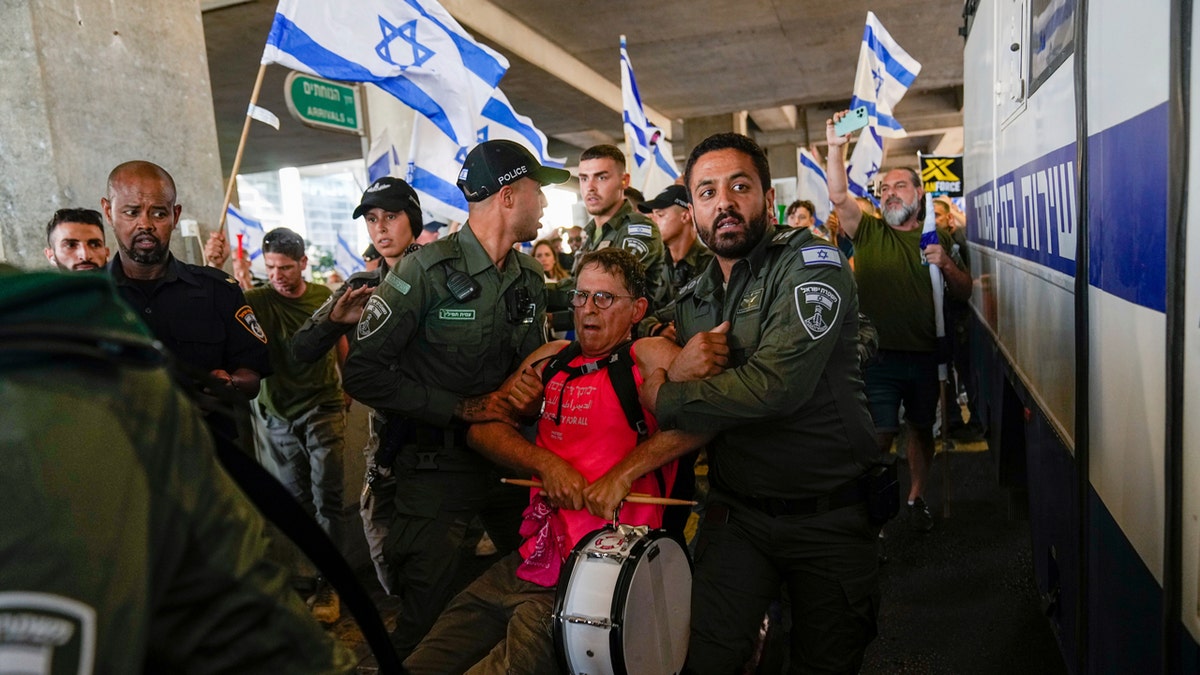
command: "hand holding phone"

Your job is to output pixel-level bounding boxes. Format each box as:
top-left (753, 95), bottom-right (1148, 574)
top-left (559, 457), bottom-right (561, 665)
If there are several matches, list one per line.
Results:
top-left (833, 106), bottom-right (870, 137)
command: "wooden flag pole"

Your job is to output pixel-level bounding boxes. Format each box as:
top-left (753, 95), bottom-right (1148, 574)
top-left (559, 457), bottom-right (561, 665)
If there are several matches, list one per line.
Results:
top-left (218, 62), bottom-right (268, 233)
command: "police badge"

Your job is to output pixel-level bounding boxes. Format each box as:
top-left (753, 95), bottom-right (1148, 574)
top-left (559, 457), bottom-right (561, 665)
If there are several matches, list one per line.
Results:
top-left (794, 281), bottom-right (841, 340)
top-left (357, 295), bottom-right (393, 340)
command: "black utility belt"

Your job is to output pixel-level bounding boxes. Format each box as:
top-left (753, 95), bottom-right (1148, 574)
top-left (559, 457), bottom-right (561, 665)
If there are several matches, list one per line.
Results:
top-left (376, 416), bottom-right (471, 471)
top-left (723, 462), bottom-right (898, 524)
top-left (731, 479), bottom-right (865, 518)
top-left (407, 421), bottom-right (469, 449)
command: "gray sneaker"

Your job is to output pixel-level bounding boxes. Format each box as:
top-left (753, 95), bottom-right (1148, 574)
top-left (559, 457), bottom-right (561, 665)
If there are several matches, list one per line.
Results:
top-left (908, 497), bottom-right (934, 532)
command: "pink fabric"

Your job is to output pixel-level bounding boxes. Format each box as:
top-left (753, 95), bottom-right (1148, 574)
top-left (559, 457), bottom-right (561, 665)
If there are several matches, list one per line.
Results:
top-left (517, 343), bottom-right (678, 586)
top-left (515, 495), bottom-right (568, 585)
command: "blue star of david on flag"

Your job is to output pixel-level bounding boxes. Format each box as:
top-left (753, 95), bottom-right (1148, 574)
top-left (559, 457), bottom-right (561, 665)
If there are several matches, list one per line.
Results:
top-left (845, 12), bottom-right (920, 202)
top-left (262, 0), bottom-right (509, 146)
top-left (376, 17), bottom-right (434, 69)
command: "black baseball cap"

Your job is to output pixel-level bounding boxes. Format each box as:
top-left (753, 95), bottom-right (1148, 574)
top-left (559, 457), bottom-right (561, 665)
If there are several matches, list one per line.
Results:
top-left (353, 177), bottom-right (422, 219)
top-left (637, 184), bottom-right (690, 213)
top-left (457, 140), bottom-right (570, 202)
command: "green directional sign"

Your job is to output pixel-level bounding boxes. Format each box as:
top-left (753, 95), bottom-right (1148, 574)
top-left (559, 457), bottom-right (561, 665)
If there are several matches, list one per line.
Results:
top-left (284, 72), bottom-right (363, 135)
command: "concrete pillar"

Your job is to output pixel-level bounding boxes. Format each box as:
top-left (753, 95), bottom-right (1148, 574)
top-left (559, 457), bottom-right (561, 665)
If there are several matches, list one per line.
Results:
top-left (683, 113), bottom-right (748, 158)
top-left (767, 143), bottom-right (799, 182)
top-left (0, 0), bottom-right (225, 268)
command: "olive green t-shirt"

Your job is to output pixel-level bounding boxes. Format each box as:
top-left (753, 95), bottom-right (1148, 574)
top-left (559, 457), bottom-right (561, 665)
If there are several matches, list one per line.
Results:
top-left (245, 283), bottom-right (343, 419)
top-left (851, 212), bottom-right (956, 352)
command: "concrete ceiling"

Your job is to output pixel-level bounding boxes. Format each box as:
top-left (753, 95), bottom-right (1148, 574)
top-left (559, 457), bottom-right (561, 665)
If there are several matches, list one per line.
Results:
top-left (202, 0), bottom-right (966, 178)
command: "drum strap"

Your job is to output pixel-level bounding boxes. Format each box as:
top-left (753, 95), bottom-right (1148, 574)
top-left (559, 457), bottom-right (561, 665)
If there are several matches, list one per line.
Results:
top-left (540, 340), bottom-right (648, 438)
top-left (540, 341), bottom-right (665, 495)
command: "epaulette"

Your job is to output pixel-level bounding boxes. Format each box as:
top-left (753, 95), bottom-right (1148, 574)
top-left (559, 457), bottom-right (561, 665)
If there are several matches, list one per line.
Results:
top-left (676, 275), bottom-right (701, 300)
top-left (413, 237), bottom-right (460, 271)
top-left (514, 248), bottom-right (545, 277)
top-left (771, 227), bottom-right (803, 244)
top-left (193, 263), bottom-right (238, 284)
top-left (345, 268), bottom-right (380, 286)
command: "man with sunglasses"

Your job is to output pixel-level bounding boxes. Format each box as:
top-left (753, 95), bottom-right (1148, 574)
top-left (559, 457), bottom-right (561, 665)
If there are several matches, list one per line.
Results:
top-left (342, 140), bottom-right (567, 659)
top-left (403, 248), bottom-right (709, 674)
top-left (243, 227), bottom-right (348, 622)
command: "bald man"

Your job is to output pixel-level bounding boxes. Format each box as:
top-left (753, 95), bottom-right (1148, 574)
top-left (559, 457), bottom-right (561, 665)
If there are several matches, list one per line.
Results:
top-left (103, 160), bottom-right (271, 450)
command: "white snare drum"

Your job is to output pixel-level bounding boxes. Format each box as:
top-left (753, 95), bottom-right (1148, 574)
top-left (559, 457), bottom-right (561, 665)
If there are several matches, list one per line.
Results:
top-left (553, 525), bottom-right (692, 675)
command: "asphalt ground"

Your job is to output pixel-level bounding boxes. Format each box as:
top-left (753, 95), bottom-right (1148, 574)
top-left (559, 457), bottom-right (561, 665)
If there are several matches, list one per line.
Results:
top-left (859, 436), bottom-right (1068, 675)
top-left (329, 434), bottom-right (1068, 674)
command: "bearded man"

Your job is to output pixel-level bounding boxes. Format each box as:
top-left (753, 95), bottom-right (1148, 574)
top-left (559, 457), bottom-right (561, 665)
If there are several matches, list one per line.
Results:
top-left (103, 160), bottom-right (271, 452)
top-left (825, 112), bottom-right (972, 532)
top-left (625, 132), bottom-right (885, 673)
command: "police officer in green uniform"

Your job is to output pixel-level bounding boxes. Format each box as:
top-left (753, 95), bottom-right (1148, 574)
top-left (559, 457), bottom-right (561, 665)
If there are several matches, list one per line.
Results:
top-left (0, 265), bottom-right (355, 673)
top-left (102, 160), bottom-right (271, 450)
top-left (638, 133), bottom-right (883, 673)
top-left (341, 139), bottom-right (567, 658)
top-left (571, 144), bottom-right (671, 312)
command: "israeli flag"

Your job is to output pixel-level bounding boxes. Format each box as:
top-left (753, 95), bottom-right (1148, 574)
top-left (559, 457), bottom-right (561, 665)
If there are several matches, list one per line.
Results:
top-left (846, 12), bottom-right (921, 198)
top-left (226, 205), bottom-right (265, 266)
top-left (846, 126), bottom-right (885, 203)
top-left (335, 233), bottom-right (366, 278)
top-left (920, 192), bottom-right (948, 379)
top-left (407, 113), bottom-right (470, 222)
top-left (262, 0), bottom-right (508, 146)
top-left (849, 11), bottom-right (921, 138)
top-left (406, 88), bottom-right (564, 223)
top-left (480, 89), bottom-right (565, 169)
top-left (367, 127), bottom-right (401, 183)
top-left (620, 35), bottom-right (679, 197)
top-left (796, 148), bottom-right (832, 225)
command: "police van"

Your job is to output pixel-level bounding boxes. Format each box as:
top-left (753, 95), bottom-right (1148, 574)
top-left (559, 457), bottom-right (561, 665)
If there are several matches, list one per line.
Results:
top-left (963, 0), bottom-right (1199, 669)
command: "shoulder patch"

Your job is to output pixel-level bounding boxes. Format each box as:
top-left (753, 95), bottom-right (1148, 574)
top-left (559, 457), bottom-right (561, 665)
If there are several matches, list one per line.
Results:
top-left (627, 223), bottom-right (653, 238)
top-left (794, 281), bottom-right (841, 340)
top-left (235, 305), bottom-right (268, 343)
top-left (357, 295), bottom-right (393, 340)
top-left (0, 592), bottom-right (96, 673)
top-left (801, 246), bottom-right (842, 268)
top-left (383, 270), bottom-right (411, 295)
top-left (677, 275), bottom-right (701, 298)
top-left (622, 237), bottom-right (650, 259)
top-left (312, 293), bottom-right (335, 318)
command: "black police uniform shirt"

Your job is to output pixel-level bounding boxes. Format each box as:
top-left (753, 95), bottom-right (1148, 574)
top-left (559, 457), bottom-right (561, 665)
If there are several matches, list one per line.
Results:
top-left (107, 253), bottom-right (272, 381)
top-left (655, 226), bottom-right (878, 499)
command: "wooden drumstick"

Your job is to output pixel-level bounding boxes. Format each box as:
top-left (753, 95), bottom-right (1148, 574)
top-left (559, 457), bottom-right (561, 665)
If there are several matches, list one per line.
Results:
top-left (500, 478), bottom-right (698, 506)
